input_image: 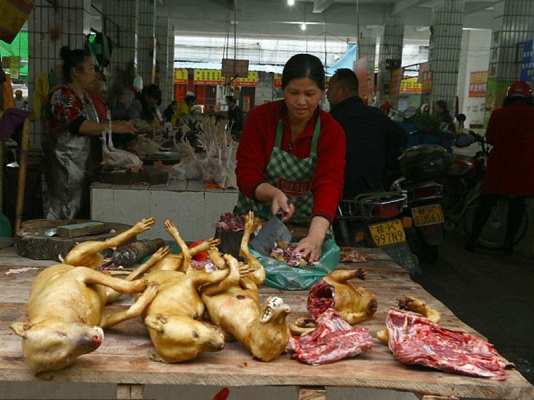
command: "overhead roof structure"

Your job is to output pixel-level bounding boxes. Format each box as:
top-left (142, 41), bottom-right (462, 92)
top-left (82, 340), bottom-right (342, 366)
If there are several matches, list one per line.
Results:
top-left (168, 0), bottom-right (498, 42)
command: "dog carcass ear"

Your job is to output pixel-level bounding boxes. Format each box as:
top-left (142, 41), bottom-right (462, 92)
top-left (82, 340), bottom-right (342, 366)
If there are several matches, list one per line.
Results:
top-left (144, 314), bottom-right (167, 332)
top-left (10, 321), bottom-right (32, 337)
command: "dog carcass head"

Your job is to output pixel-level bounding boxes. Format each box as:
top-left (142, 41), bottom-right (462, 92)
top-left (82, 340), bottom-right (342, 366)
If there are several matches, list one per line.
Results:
top-left (144, 314), bottom-right (225, 363)
top-left (249, 296), bottom-right (291, 362)
top-left (10, 321), bottom-right (103, 374)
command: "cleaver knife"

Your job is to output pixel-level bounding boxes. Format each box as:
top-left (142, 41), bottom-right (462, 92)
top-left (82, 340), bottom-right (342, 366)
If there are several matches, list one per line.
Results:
top-left (250, 209), bottom-right (292, 256)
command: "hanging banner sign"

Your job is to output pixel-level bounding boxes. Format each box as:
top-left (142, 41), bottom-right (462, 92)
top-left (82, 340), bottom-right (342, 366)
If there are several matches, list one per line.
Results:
top-left (232, 71), bottom-right (258, 87)
top-left (388, 67), bottom-right (403, 96)
top-left (400, 77), bottom-right (422, 93)
top-left (193, 69), bottom-right (225, 85)
top-left (9, 56), bottom-right (21, 80)
top-left (469, 70), bottom-right (488, 97)
top-left (421, 69), bottom-right (433, 92)
top-left (274, 73), bottom-right (282, 89)
top-left (520, 39), bottom-right (534, 82)
top-left (0, 0), bottom-right (34, 44)
top-left (174, 68), bottom-right (188, 84)
top-left (418, 62), bottom-right (429, 83)
top-left (354, 57), bottom-right (370, 96)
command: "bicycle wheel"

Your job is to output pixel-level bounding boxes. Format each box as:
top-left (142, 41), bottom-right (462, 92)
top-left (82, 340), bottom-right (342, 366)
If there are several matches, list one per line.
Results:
top-left (463, 199), bottom-right (529, 248)
top-left (442, 176), bottom-right (468, 219)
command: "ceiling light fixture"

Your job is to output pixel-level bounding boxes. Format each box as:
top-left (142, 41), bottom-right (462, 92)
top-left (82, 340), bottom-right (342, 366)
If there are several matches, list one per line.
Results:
top-left (288, 0), bottom-right (295, 5)
top-left (300, 23), bottom-right (306, 31)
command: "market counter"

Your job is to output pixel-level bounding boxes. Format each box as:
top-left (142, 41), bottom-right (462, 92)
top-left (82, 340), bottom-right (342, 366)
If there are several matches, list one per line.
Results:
top-left (90, 180), bottom-right (239, 242)
top-left (1, 245), bottom-right (533, 400)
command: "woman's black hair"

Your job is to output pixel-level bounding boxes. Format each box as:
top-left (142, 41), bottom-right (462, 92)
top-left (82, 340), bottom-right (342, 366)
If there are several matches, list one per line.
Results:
top-left (142, 84), bottom-right (162, 106)
top-left (281, 53), bottom-right (325, 91)
top-left (435, 100), bottom-right (448, 111)
top-left (60, 46), bottom-right (90, 83)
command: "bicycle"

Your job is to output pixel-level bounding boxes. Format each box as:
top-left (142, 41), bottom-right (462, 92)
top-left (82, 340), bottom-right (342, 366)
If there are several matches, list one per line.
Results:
top-left (442, 131), bottom-right (529, 248)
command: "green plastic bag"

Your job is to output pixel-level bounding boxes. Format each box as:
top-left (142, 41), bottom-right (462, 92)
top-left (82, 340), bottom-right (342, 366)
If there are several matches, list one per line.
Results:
top-left (249, 238), bottom-right (340, 291)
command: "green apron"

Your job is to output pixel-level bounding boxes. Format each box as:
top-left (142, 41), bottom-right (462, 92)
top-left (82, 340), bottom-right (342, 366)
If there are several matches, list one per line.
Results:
top-left (234, 116), bottom-right (321, 225)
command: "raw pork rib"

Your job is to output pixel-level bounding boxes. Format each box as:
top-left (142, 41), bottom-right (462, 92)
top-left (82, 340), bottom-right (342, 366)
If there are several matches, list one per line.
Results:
top-left (289, 308), bottom-right (373, 365)
top-left (386, 308), bottom-right (507, 380)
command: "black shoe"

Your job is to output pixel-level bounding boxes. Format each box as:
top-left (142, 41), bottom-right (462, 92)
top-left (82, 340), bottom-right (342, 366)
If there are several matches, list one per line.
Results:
top-left (464, 239), bottom-right (477, 252)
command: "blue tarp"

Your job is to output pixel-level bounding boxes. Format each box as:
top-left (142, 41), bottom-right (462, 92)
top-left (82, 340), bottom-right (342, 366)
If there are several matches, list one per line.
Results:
top-left (326, 43), bottom-right (357, 76)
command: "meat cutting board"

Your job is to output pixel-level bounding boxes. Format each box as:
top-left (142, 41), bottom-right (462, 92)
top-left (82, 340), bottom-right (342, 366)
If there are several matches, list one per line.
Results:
top-left (15, 219), bottom-right (133, 261)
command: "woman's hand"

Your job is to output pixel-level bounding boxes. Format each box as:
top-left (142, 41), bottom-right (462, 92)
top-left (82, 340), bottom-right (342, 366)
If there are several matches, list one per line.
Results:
top-left (255, 183), bottom-right (295, 220)
top-left (294, 234), bottom-right (324, 263)
top-left (112, 121), bottom-right (137, 135)
top-left (292, 216), bottom-right (329, 263)
top-left (271, 191), bottom-right (295, 221)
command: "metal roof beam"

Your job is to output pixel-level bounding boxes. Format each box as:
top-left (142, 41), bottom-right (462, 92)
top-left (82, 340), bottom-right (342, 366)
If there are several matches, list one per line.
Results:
top-left (313, 0), bottom-right (336, 14)
top-left (393, 0), bottom-right (428, 14)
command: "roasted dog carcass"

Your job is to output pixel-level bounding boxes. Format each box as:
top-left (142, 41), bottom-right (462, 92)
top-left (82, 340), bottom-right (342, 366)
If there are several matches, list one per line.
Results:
top-left (63, 217), bottom-right (157, 270)
top-left (200, 212), bottom-right (291, 362)
top-left (9, 219), bottom-right (162, 375)
top-left (131, 220), bottom-right (227, 363)
top-left (291, 269), bottom-right (377, 336)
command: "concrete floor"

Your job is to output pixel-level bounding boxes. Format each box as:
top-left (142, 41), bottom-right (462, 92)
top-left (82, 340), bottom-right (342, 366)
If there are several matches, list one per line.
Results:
top-left (414, 232), bottom-right (534, 386)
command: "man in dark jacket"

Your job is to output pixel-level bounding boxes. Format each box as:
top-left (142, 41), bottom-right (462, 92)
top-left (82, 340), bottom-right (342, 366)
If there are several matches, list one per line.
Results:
top-left (327, 68), bottom-right (408, 198)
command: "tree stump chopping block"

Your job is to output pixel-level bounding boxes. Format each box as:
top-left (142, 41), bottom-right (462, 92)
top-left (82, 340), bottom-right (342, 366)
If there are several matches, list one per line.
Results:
top-left (15, 219), bottom-right (133, 261)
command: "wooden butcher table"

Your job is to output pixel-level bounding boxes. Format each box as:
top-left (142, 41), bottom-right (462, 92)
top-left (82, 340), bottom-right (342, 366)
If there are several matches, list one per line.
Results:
top-left (0, 244), bottom-right (533, 400)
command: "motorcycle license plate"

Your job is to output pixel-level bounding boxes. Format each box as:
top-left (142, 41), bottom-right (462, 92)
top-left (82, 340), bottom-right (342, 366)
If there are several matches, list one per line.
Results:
top-left (411, 204), bottom-right (444, 227)
top-left (369, 219), bottom-right (406, 246)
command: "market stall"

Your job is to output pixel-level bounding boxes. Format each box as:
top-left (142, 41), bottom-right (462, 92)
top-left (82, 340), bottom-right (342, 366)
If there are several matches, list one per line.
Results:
top-left (0, 245), bottom-right (533, 400)
top-left (91, 180), bottom-right (239, 241)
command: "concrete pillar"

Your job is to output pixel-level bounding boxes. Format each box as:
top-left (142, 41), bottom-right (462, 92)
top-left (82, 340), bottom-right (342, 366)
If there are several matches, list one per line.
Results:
top-left (102, 0), bottom-right (139, 78)
top-left (27, 0), bottom-right (91, 140)
top-left (137, 0), bottom-right (156, 86)
top-left (486, 0), bottom-right (534, 110)
top-left (357, 31), bottom-right (377, 97)
top-left (100, 0), bottom-right (139, 121)
top-left (155, 13), bottom-right (174, 107)
top-left (377, 10), bottom-right (404, 106)
top-left (428, 0), bottom-right (465, 114)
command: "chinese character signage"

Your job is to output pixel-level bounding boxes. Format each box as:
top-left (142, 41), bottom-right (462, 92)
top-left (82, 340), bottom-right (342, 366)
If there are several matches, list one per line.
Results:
top-left (174, 68), bottom-right (188, 84)
top-left (193, 69), bottom-right (225, 85)
top-left (520, 39), bottom-right (534, 82)
top-left (469, 71), bottom-right (488, 98)
top-left (400, 77), bottom-right (422, 93)
top-left (233, 71), bottom-right (258, 87)
top-left (192, 69), bottom-right (258, 86)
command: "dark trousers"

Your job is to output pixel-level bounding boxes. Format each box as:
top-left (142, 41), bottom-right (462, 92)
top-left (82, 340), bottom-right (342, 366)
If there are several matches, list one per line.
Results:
top-left (470, 193), bottom-right (526, 247)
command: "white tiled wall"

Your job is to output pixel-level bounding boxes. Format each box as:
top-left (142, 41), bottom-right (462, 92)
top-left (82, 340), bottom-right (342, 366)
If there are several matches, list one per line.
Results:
top-left (90, 180), bottom-right (239, 242)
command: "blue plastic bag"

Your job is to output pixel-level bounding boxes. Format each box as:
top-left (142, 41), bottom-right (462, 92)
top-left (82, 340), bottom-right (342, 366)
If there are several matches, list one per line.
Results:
top-left (249, 238), bottom-right (340, 291)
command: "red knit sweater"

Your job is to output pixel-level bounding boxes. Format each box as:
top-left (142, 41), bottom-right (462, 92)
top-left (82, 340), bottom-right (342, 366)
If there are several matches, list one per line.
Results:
top-left (236, 100), bottom-right (346, 223)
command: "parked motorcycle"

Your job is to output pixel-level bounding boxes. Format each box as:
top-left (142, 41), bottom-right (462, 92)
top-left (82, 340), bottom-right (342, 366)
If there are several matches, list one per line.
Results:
top-left (442, 131), bottom-right (530, 248)
top-left (391, 144), bottom-right (450, 264)
top-left (334, 191), bottom-right (420, 275)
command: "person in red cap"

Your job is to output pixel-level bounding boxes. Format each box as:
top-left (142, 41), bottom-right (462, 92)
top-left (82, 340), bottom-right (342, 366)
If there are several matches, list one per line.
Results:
top-left (465, 81), bottom-right (534, 255)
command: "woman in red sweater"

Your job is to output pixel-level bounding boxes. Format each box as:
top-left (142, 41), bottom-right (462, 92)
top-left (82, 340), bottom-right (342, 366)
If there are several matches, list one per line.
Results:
top-left (234, 54), bottom-right (346, 262)
top-left (465, 81), bottom-right (534, 255)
